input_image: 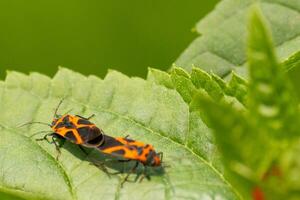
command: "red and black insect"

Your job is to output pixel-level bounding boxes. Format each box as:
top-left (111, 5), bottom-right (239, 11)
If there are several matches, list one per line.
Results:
top-left (95, 134), bottom-right (163, 185)
top-left (22, 99), bottom-right (164, 184)
top-left (23, 99), bottom-right (104, 157)
top-left (98, 135), bottom-right (162, 167)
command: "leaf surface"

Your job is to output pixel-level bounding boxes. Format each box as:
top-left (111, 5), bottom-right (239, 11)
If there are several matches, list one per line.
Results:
top-left (0, 68), bottom-right (241, 200)
top-left (175, 0), bottom-right (300, 78)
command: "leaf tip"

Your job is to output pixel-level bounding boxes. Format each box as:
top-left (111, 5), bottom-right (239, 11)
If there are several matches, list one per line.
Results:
top-left (147, 67), bottom-right (157, 73)
top-left (171, 66), bottom-right (190, 78)
top-left (247, 4), bottom-right (273, 45)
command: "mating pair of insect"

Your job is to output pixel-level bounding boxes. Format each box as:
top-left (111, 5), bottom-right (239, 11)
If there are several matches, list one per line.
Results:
top-left (24, 100), bottom-right (163, 185)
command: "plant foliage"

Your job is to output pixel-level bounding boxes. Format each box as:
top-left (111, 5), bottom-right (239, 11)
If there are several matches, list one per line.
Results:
top-left (191, 8), bottom-right (300, 200)
top-left (0, 67), bottom-right (241, 199)
top-left (175, 0), bottom-right (300, 79)
top-left (1, 1), bottom-right (300, 200)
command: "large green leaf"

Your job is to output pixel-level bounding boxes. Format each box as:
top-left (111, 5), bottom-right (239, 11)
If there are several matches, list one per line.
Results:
top-left (0, 68), bottom-right (241, 200)
top-left (192, 7), bottom-right (300, 200)
top-left (175, 0), bottom-right (300, 78)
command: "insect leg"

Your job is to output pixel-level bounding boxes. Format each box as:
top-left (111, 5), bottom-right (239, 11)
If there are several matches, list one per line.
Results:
top-left (78, 145), bottom-right (89, 155)
top-left (82, 147), bottom-right (112, 178)
top-left (121, 161), bottom-right (139, 187)
top-left (51, 135), bottom-right (63, 160)
top-left (36, 133), bottom-right (55, 143)
top-left (137, 165), bottom-right (151, 183)
top-left (91, 159), bottom-right (112, 178)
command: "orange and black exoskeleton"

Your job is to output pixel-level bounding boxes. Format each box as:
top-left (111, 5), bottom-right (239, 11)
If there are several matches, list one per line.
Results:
top-left (95, 134), bottom-right (163, 186)
top-left (22, 99), bottom-right (105, 159)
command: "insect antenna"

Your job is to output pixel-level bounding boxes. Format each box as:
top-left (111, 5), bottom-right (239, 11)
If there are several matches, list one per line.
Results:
top-left (18, 121), bottom-right (51, 128)
top-left (54, 98), bottom-right (65, 118)
top-left (29, 130), bottom-right (53, 138)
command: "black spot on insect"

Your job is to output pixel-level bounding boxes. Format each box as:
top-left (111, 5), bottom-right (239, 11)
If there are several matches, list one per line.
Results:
top-left (55, 116), bottom-right (75, 129)
top-left (75, 126), bottom-right (104, 147)
top-left (145, 144), bottom-right (149, 148)
top-left (137, 147), bottom-right (144, 155)
top-left (77, 119), bottom-right (93, 125)
top-left (98, 135), bottom-right (124, 150)
top-left (77, 127), bottom-right (90, 139)
top-left (128, 146), bottom-right (135, 151)
top-left (62, 115), bottom-right (70, 122)
top-left (65, 131), bottom-right (77, 142)
top-left (112, 149), bottom-right (126, 155)
top-left (55, 122), bottom-right (66, 129)
top-left (130, 145), bottom-right (138, 149)
top-left (145, 150), bottom-right (155, 165)
top-left (77, 127), bottom-right (101, 142)
top-left (65, 122), bottom-right (75, 129)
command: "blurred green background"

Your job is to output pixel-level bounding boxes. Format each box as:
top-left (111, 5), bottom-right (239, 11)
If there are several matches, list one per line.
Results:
top-left (0, 0), bottom-right (219, 79)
